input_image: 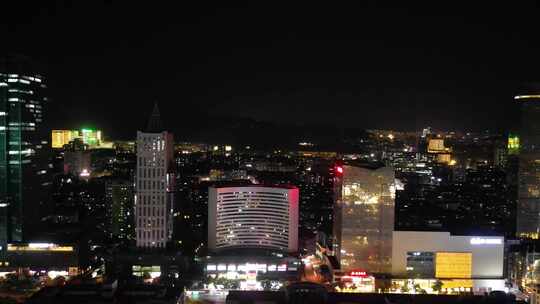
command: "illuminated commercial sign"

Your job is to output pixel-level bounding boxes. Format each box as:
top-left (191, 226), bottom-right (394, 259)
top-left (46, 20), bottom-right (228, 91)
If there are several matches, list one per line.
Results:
top-left (514, 95), bottom-right (540, 100)
top-left (440, 279), bottom-right (473, 289)
top-left (508, 135), bottom-right (520, 155)
top-left (435, 252), bottom-right (472, 279)
top-left (7, 243), bottom-right (74, 252)
top-left (205, 262), bottom-right (289, 273)
top-left (349, 271), bottom-right (367, 277)
top-left (470, 237), bottom-right (502, 245)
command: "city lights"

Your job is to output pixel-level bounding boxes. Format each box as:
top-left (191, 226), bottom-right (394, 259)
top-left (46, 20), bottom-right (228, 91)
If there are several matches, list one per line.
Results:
top-left (1, 4), bottom-right (535, 302)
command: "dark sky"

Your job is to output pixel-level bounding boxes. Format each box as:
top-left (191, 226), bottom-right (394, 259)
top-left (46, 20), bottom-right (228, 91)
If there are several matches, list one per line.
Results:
top-left (3, 2), bottom-right (540, 139)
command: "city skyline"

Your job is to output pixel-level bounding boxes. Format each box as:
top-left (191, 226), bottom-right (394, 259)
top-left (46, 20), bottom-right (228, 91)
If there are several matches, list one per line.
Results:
top-left (2, 2), bottom-right (540, 302)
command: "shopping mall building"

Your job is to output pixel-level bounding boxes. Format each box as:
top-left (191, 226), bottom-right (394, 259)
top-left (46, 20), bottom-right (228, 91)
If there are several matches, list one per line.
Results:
top-left (391, 231), bottom-right (505, 294)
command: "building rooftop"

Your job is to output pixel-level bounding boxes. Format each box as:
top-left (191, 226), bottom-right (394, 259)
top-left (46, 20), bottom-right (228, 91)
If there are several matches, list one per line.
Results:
top-left (209, 182), bottom-right (298, 190)
top-left (145, 102), bottom-right (165, 133)
top-left (342, 160), bottom-right (387, 170)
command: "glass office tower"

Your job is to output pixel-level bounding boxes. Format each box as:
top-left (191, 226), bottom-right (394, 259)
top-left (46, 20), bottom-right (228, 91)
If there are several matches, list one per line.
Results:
top-left (516, 91), bottom-right (540, 239)
top-left (334, 163), bottom-right (395, 273)
top-left (0, 56), bottom-right (48, 253)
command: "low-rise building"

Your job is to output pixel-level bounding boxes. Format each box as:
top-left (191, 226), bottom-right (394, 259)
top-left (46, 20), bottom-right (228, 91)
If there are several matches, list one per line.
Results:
top-left (391, 231), bottom-right (505, 294)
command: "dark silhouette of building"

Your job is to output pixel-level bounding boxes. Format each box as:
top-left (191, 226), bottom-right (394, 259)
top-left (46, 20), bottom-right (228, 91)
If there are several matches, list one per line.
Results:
top-left (516, 85), bottom-right (540, 239)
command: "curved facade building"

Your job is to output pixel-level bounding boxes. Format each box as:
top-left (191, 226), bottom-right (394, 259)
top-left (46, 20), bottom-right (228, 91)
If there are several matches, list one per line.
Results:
top-left (208, 185), bottom-right (299, 253)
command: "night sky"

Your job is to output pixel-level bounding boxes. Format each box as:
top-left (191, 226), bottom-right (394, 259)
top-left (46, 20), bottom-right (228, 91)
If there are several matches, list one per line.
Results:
top-left (3, 2), bottom-right (540, 140)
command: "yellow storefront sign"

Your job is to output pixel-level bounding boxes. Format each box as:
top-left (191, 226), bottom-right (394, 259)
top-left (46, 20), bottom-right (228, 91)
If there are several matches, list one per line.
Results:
top-left (435, 252), bottom-right (472, 279)
top-left (441, 279), bottom-right (473, 289)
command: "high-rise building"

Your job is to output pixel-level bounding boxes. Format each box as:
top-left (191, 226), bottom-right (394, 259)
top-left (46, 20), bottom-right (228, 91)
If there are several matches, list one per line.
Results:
top-left (333, 162), bottom-right (395, 273)
top-left (208, 185), bottom-right (299, 253)
top-left (515, 89), bottom-right (540, 239)
top-left (106, 180), bottom-right (135, 242)
top-left (0, 56), bottom-right (48, 252)
top-left (135, 104), bottom-right (174, 248)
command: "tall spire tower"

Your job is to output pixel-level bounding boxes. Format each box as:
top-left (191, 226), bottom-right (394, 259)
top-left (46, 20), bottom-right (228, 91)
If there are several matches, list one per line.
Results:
top-left (135, 103), bottom-right (175, 248)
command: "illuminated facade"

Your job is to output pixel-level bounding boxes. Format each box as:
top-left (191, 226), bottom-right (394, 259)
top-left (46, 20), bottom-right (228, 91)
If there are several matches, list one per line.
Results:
top-left (0, 60), bottom-right (48, 253)
top-left (334, 163), bottom-right (395, 273)
top-left (80, 128), bottom-right (101, 147)
top-left (135, 104), bottom-right (175, 248)
top-left (427, 139), bottom-right (449, 153)
top-left (51, 130), bottom-right (78, 148)
top-left (7, 243), bottom-right (73, 252)
top-left (516, 92), bottom-right (540, 239)
top-left (51, 129), bottom-right (102, 149)
top-left (208, 185), bottom-right (299, 253)
top-left (3, 242), bottom-right (78, 276)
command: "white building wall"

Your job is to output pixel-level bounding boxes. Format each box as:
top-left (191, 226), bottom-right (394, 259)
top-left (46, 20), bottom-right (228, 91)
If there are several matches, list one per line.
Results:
top-left (135, 131), bottom-right (174, 248)
top-left (208, 186), bottom-right (299, 253)
top-left (392, 231), bottom-right (504, 278)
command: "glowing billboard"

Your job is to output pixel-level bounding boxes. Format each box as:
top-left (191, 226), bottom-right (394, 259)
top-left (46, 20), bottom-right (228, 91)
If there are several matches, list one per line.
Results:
top-left (435, 252), bottom-right (472, 279)
top-left (508, 135), bottom-right (520, 155)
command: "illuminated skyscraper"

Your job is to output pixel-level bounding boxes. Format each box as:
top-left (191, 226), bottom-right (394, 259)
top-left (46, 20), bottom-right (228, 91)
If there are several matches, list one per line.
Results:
top-left (333, 163), bottom-right (395, 273)
top-left (208, 185), bottom-right (299, 253)
top-left (515, 90), bottom-right (540, 238)
top-left (0, 56), bottom-right (48, 252)
top-left (135, 104), bottom-right (175, 248)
